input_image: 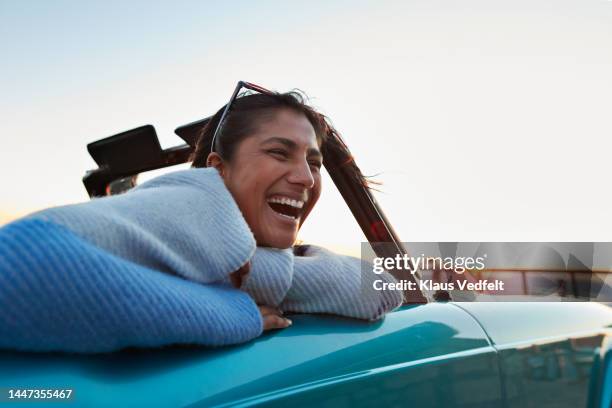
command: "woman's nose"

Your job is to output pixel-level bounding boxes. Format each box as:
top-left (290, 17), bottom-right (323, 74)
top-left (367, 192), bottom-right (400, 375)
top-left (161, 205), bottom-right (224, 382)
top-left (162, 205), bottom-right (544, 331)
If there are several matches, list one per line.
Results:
top-left (288, 159), bottom-right (315, 188)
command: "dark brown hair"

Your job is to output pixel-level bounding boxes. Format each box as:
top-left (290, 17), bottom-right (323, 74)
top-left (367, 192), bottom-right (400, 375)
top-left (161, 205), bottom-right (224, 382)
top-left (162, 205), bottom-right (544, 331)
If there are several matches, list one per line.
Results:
top-left (190, 89), bottom-right (368, 188)
top-left (191, 91), bottom-right (329, 166)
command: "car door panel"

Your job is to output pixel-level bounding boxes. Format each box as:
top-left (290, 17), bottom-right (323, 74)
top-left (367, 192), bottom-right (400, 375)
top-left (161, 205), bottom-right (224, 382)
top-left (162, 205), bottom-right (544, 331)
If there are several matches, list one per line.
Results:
top-left (0, 303), bottom-right (501, 407)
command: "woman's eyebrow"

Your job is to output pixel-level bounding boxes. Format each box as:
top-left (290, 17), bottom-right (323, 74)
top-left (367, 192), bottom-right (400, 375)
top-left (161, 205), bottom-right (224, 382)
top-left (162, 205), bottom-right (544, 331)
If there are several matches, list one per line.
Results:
top-left (262, 137), bottom-right (322, 158)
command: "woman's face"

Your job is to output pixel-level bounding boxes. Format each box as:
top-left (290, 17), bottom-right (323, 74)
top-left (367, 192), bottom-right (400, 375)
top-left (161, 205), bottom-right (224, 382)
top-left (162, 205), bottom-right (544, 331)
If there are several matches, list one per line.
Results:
top-left (211, 109), bottom-right (323, 248)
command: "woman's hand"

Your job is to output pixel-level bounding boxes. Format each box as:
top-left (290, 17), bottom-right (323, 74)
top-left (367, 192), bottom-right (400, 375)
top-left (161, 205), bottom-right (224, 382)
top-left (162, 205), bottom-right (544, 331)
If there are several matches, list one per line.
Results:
top-left (258, 305), bottom-right (292, 330)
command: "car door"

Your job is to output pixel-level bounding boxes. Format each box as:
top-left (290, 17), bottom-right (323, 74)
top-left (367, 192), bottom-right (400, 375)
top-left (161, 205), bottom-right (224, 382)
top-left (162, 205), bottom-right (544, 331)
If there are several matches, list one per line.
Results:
top-left (0, 303), bottom-right (503, 407)
top-left (216, 303), bottom-right (502, 408)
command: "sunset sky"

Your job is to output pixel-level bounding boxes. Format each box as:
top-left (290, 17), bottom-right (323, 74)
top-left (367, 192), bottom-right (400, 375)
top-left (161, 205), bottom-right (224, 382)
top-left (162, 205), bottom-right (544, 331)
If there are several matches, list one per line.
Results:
top-left (2, 0), bottom-right (612, 253)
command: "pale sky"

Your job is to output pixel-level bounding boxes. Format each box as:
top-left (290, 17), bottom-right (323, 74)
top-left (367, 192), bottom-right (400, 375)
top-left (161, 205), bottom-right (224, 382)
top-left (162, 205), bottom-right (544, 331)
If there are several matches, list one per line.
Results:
top-left (2, 0), bottom-right (612, 254)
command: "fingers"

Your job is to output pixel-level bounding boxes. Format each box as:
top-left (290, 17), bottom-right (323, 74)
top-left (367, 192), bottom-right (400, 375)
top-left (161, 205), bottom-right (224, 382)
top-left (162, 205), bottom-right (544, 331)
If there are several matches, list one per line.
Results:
top-left (262, 315), bottom-right (292, 331)
top-left (258, 306), bottom-right (292, 331)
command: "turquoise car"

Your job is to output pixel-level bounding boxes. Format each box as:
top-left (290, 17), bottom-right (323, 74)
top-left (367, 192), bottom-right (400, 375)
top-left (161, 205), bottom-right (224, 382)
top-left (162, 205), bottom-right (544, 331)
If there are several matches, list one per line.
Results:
top-left (1, 122), bottom-right (610, 407)
top-left (1, 302), bottom-right (610, 407)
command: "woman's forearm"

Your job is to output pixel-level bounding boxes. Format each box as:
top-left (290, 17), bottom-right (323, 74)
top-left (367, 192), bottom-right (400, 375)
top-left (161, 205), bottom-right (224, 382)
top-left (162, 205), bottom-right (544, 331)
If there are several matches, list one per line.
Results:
top-left (0, 218), bottom-right (262, 353)
top-left (280, 246), bottom-right (403, 321)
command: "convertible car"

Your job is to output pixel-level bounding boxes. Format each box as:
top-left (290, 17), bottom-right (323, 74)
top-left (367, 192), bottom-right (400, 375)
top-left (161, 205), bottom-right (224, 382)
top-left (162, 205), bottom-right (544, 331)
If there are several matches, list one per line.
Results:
top-left (0, 121), bottom-right (610, 407)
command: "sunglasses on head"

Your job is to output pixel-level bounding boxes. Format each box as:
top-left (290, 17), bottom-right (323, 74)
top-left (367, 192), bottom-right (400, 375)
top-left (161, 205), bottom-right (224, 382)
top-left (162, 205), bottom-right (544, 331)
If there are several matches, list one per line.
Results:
top-left (210, 81), bottom-right (275, 155)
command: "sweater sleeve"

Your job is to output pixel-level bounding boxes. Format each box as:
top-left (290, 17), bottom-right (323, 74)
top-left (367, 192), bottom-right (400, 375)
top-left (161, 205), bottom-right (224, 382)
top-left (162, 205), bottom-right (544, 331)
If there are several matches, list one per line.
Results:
top-left (0, 218), bottom-right (262, 353)
top-left (28, 168), bottom-right (256, 285)
top-left (279, 246), bottom-right (404, 321)
top-left (239, 245), bottom-right (403, 320)
top-left (239, 247), bottom-right (294, 307)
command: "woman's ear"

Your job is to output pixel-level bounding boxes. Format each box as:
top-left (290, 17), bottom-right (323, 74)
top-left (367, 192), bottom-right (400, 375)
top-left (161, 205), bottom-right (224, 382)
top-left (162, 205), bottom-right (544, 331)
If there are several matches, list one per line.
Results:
top-left (206, 152), bottom-right (225, 176)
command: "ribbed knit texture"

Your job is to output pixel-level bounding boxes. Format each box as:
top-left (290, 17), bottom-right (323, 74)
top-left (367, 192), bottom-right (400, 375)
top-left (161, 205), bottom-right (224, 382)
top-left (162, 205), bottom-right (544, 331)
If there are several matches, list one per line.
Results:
top-left (0, 219), bottom-right (262, 353)
top-left (29, 168), bottom-right (256, 284)
top-left (241, 247), bottom-right (294, 306)
top-left (244, 246), bottom-right (404, 321)
top-left (0, 168), bottom-right (403, 353)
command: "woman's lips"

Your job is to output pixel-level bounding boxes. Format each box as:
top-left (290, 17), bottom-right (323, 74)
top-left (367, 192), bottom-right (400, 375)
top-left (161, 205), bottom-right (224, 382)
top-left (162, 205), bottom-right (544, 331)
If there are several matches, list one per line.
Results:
top-left (266, 194), bottom-right (307, 220)
top-left (266, 202), bottom-right (299, 224)
top-left (266, 195), bottom-right (305, 209)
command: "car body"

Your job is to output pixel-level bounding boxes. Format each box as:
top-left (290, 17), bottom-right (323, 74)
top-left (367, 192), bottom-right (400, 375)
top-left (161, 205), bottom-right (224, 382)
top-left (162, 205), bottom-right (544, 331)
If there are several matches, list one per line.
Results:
top-left (1, 302), bottom-right (610, 407)
top-left (0, 122), bottom-right (610, 407)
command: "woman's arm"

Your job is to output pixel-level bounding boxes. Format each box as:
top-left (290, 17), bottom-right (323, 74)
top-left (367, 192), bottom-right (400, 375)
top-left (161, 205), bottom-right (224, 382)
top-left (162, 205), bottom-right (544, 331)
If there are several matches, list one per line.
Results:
top-left (0, 218), bottom-right (262, 353)
top-left (29, 168), bottom-right (256, 285)
top-left (240, 245), bottom-right (403, 321)
top-left (280, 245), bottom-right (404, 321)
top-left (239, 247), bottom-right (294, 306)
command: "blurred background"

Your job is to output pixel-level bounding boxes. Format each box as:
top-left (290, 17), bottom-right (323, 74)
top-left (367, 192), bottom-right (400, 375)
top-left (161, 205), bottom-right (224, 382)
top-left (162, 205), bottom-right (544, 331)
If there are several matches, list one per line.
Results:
top-left (1, 0), bottom-right (612, 255)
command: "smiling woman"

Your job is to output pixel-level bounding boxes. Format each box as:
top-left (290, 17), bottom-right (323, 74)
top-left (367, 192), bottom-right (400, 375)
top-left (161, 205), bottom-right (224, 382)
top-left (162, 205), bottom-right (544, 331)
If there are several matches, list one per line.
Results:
top-left (208, 111), bottom-right (322, 249)
top-left (0, 82), bottom-right (403, 353)
top-left (194, 88), bottom-right (325, 249)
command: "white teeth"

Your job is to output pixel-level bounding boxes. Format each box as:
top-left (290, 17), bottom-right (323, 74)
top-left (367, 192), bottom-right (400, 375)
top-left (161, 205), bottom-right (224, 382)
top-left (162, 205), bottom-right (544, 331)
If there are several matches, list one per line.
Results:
top-left (267, 196), bottom-right (304, 209)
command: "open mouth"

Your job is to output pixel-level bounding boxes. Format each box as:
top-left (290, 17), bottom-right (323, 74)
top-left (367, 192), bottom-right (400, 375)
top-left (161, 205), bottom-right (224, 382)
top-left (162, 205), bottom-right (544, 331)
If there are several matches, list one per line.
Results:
top-left (267, 196), bottom-right (305, 221)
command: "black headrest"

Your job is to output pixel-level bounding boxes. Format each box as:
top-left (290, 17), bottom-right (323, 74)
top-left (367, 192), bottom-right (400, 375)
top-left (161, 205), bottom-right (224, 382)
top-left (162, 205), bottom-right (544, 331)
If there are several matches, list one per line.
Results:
top-left (87, 125), bottom-right (163, 172)
top-left (174, 117), bottom-right (211, 148)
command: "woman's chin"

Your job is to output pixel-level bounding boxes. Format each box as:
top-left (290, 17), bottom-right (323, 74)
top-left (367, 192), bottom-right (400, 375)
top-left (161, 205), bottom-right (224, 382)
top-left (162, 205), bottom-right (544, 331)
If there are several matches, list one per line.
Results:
top-left (256, 231), bottom-right (297, 249)
top-left (256, 211), bottom-right (300, 248)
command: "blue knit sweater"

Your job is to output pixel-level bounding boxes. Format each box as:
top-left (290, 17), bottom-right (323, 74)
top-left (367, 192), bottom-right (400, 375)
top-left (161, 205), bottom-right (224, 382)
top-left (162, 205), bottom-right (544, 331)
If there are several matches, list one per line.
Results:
top-left (0, 168), bottom-right (402, 353)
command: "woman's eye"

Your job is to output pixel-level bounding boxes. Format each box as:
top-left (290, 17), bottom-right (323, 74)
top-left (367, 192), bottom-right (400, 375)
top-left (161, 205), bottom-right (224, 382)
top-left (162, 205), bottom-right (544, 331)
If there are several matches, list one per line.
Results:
top-left (268, 149), bottom-right (289, 159)
top-left (309, 161), bottom-right (322, 171)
